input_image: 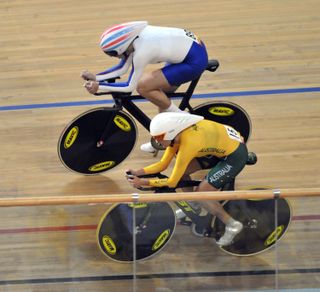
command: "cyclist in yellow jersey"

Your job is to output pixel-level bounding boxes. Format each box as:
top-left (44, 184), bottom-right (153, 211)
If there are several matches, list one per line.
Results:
top-left (126, 112), bottom-right (252, 246)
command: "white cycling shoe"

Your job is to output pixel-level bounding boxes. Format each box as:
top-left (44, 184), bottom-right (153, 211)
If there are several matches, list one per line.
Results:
top-left (140, 142), bottom-right (156, 153)
top-left (216, 221), bottom-right (243, 246)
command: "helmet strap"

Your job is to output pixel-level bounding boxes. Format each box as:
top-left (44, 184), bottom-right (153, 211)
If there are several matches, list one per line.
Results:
top-left (125, 42), bottom-right (135, 55)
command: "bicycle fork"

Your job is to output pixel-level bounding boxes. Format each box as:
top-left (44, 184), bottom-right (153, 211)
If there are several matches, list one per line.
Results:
top-left (96, 106), bottom-right (121, 148)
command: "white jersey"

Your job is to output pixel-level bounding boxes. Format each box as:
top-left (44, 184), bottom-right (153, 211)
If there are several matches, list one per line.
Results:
top-left (96, 25), bottom-right (200, 92)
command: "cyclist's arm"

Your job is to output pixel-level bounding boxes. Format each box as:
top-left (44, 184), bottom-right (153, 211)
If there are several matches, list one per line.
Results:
top-left (95, 54), bottom-right (133, 82)
top-left (143, 144), bottom-right (177, 175)
top-left (97, 51), bottom-right (148, 93)
top-left (148, 144), bottom-right (195, 188)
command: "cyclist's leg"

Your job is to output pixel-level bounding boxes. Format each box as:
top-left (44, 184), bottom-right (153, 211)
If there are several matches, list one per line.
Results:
top-left (136, 69), bottom-right (178, 110)
top-left (138, 68), bottom-right (184, 153)
top-left (196, 182), bottom-right (233, 224)
top-left (138, 42), bottom-right (207, 153)
top-left (137, 69), bottom-right (182, 153)
top-left (137, 41), bottom-right (208, 112)
top-left (179, 158), bottom-right (203, 192)
top-left (196, 143), bottom-right (248, 245)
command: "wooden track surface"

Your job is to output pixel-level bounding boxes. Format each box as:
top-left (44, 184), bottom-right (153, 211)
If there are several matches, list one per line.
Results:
top-left (0, 0), bottom-right (320, 291)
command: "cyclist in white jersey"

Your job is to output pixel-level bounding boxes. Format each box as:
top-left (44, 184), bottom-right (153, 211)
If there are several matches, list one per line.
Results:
top-left (82, 21), bottom-right (208, 152)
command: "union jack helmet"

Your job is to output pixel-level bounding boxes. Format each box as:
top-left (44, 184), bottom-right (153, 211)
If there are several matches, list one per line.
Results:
top-left (100, 21), bottom-right (148, 55)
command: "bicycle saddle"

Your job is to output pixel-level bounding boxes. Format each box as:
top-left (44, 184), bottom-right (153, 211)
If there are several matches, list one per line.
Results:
top-left (206, 59), bottom-right (220, 72)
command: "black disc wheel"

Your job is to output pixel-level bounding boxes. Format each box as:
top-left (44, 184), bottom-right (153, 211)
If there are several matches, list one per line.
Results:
top-left (193, 101), bottom-right (251, 142)
top-left (97, 202), bottom-right (176, 262)
top-left (58, 108), bottom-right (137, 175)
top-left (213, 199), bottom-right (291, 256)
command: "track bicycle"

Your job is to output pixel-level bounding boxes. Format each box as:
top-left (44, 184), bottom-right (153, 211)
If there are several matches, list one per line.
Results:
top-left (58, 59), bottom-right (252, 175)
top-left (96, 169), bottom-right (292, 262)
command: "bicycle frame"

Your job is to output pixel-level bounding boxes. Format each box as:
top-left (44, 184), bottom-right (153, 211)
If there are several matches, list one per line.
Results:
top-left (95, 59), bottom-right (220, 131)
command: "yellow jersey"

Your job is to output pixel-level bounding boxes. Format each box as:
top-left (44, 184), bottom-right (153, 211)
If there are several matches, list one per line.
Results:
top-left (143, 119), bottom-right (243, 188)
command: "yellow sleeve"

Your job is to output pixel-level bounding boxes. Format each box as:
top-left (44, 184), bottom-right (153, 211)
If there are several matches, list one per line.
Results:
top-left (148, 140), bottom-right (198, 188)
top-left (143, 144), bottom-right (178, 175)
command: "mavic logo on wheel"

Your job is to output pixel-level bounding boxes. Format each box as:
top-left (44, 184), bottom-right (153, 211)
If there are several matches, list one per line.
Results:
top-left (128, 203), bottom-right (148, 208)
top-left (152, 229), bottom-right (170, 251)
top-left (113, 115), bottom-right (131, 132)
top-left (64, 126), bottom-right (79, 149)
top-left (208, 106), bottom-right (235, 116)
top-left (102, 235), bottom-right (117, 255)
top-left (89, 161), bottom-right (115, 172)
top-left (264, 225), bottom-right (284, 246)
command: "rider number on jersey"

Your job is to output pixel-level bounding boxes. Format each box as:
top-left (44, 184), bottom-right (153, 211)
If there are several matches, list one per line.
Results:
top-left (184, 29), bottom-right (201, 44)
top-left (224, 125), bottom-right (243, 143)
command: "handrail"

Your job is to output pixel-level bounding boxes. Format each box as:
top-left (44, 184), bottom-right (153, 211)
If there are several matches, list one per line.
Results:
top-left (0, 188), bottom-right (319, 207)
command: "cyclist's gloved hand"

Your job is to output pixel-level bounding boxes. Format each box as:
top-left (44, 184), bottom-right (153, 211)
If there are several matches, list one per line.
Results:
top-left (125, 169), bottom-right (151, 189)
top-left (80, 70), bottom-right (96, 81)
top-left (125, 169), bottom-right (146, 177)
top-left (126, 174), bottom-right (145, 189)
top-left (125, 169), bottom-right (136, 176)
top-left (84, 80), bottom-right (99, 94)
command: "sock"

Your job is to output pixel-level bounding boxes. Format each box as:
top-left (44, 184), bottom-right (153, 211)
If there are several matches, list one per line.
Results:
top-left (163, 102), bottom-right (183, 113)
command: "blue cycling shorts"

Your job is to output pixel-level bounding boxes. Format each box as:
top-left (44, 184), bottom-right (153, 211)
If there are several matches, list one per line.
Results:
top-left (162, 41), bottom-right (208, 86)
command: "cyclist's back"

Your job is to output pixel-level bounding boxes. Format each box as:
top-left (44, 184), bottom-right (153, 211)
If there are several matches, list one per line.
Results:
top-left (135, 25), bottom-right (201, 64)
top-left (180, 119), bottom-right (242, 158)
